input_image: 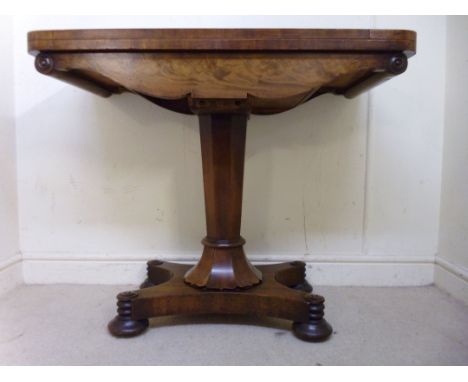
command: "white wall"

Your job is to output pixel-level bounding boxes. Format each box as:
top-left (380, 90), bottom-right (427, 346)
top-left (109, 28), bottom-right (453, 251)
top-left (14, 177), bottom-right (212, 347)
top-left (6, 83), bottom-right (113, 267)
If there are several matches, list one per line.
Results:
top-left (0, 16), bottom-right (21, 294)
top-left (12, 16), bottom-right (445, 285)
top-left (436, 16), bottom-right (468, 305)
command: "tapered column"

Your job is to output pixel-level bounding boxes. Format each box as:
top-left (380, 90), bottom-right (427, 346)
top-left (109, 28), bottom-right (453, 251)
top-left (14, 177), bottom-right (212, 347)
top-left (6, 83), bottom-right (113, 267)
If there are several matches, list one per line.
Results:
top-left (184, 112), bottom-right (262, 289)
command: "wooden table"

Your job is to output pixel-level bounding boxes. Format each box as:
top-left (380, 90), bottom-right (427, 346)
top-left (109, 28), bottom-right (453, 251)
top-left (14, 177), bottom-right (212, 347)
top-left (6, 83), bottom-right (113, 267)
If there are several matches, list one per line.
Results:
top-left (28, 28), bottom-right (416, 342)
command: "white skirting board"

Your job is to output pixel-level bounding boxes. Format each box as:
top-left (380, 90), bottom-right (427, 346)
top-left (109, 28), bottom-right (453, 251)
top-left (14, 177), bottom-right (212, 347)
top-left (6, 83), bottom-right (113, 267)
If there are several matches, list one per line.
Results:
top-left (21, 254), bottom-right (435, 287)
top-left (0, 253), bottom-right (462, 304)
top-left (434, 257), bottom-right (468, 306)
top-left (0, 255), bottom-right (23, 295)
top-left (5, 253), bottom-right (467, 304)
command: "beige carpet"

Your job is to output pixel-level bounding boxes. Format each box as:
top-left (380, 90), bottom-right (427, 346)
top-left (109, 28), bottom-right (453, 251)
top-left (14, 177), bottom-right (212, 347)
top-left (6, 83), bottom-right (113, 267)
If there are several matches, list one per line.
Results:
top-left (0, 284), bottom-right (467, 365)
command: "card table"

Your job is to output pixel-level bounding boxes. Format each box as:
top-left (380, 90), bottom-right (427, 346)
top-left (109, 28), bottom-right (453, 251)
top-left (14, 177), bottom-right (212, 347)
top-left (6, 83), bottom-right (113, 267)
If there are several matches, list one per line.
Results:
top-left (28, 28), bottom-right (416, 341)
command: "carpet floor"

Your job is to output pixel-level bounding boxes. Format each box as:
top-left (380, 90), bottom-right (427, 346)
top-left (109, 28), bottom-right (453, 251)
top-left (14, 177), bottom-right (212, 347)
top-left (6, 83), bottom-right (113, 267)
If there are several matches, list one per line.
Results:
top-left (1, 284), bottom-right (467, 365)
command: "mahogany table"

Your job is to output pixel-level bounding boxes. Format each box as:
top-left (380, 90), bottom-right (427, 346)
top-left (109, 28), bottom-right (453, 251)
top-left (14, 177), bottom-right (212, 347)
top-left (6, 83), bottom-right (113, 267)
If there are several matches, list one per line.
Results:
top-left (28, 28), bottom-right (416, 342)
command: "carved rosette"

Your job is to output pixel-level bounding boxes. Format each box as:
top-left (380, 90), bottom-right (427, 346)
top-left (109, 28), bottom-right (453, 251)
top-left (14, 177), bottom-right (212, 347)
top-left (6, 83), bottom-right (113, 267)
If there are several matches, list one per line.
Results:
top-left (387, 53), bottom-right (408, 74)
top-left (35, 54), bottom-right (55, 74)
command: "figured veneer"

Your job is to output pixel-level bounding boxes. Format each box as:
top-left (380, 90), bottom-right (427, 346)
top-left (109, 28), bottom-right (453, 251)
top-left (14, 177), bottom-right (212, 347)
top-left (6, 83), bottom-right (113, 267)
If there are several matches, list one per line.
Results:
top-left (29, 28), bottom-right (416, 341)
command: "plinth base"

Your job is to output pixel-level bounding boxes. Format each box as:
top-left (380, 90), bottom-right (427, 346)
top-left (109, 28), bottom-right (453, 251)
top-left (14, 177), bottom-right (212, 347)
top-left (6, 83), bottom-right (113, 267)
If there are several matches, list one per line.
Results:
top-left (109, 260), bottom-right (332, 342)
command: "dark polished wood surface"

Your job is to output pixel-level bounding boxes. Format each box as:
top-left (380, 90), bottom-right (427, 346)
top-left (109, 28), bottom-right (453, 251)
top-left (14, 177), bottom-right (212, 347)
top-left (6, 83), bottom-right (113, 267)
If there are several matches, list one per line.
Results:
top-left (29, 28), bottom-right (416, 114)
top-left (29, 28), bottom-right (416, 342)
top-left (28, 28), bottom-right (416, 52)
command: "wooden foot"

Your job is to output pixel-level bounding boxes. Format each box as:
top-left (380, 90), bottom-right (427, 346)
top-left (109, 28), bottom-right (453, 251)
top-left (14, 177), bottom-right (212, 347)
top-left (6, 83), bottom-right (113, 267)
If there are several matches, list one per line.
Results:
top-left (111, 260), bottom-right (332, 342)
top-left (292, 294), bottom-right (333, 342)
top-left (287, 261), bottom-right (313, 292)
top-left (108, 291), bottom-right (149, 337)
top-left (139, 260), bottom-right (171, 289)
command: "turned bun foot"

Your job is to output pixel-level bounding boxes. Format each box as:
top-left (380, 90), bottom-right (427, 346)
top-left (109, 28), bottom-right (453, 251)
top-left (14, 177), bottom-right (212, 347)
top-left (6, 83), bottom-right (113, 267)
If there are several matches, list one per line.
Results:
top-left (286, 261), bottom-right (312, 292)
top-left (108, 291), bottom-right (149, 337)
top-left (140, 260), bottom-right (172, 289)
top-left (293, 294), bottom-right (332, 342)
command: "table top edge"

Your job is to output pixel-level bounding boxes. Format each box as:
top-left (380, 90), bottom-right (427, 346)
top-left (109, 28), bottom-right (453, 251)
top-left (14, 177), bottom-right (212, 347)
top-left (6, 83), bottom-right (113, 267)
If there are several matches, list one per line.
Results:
top-left (27, 28), bottom-right (416, 54)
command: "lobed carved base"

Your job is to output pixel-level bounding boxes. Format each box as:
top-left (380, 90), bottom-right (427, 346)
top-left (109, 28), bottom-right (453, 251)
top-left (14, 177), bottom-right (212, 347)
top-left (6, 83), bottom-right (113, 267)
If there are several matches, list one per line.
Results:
top-left (183, 241), bottom-right (262, 290)
top-left (110, 260), bottom-right (331, 342)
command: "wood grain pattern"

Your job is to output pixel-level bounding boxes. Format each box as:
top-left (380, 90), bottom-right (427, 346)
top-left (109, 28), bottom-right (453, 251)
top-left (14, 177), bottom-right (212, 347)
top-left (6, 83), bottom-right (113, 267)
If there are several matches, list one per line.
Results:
top-left (109, 260), bottom-right (331, 342)
top-left (184, 114), bottom-right (262, 289)
top-left (55, 52), bottom-right (389, 97)
top-left (33, 52), bottom-right (401, 114)
top-left (29, 29), bottom-right (416, 114)
top-left (30, 28), bottom-right (415, 341)
top-left (28, 28), bottom-right (416, 53)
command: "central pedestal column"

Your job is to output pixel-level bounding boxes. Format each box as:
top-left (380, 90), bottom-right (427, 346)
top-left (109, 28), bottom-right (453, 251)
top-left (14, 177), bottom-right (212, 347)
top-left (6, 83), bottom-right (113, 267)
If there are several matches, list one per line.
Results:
top-left (184, 112), bottom-right (262, 289)
top-left (109, 102), bottom-right (332, 342)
